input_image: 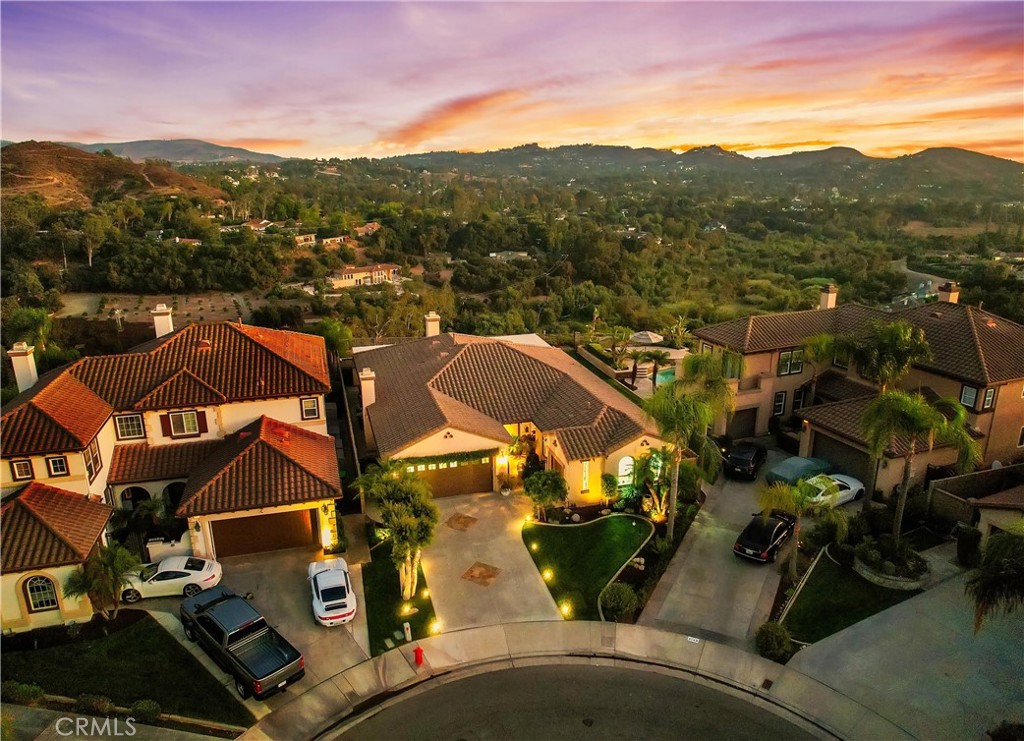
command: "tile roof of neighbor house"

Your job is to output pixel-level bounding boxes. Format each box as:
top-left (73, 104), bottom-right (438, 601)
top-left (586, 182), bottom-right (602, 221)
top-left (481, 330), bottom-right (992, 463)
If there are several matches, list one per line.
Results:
top-left (973, 484), bottom-right (1024, 512)
top-left (355, 334), bottom-right (659, 460)
top-left (695, 301), bottom-right (1024, 386)
top-left (1, 483), bottom-right (112, 573)
top-left (814, 370), bottom-right (877, 403)
top-left (338, 263), bottom-right (400, 277)
top-left (108, 440), bottom-right (223, 485)
top-left (1, 322), bottom-right (330, 457)
top-left (176, 416), bottom-right (341, 517)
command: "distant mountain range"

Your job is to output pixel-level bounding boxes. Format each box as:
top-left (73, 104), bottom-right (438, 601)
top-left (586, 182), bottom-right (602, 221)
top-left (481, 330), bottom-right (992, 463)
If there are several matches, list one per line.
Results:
top-left (57, 138), bottom-right (286, 164)
top-left (0, 141), bottom-right (226, 207)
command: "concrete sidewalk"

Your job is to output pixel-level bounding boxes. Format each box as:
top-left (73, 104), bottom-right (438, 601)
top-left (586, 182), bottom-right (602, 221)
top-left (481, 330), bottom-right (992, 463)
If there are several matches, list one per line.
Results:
top-left (237, 620), bottom-right (912, 741)
top-left (2, 705), bottom-right (219, 741)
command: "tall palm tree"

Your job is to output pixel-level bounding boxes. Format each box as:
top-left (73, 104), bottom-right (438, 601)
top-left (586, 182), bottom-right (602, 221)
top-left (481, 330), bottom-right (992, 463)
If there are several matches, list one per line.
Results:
top-left (965, 521), bottom-right (1024, 633)
top-left (646, 350), bottom-right (673, 393)
top-left (862, 391), bottom-right (981, 541)
top-left (643, 353), bottom-right (735, 541)
top-left (371, 475), bottom-right (439, 599)
top-left (801, 333), bottom-right (839, 405)
top-left (63, 544), bottom-right (142, 621)
top-left (850, 320), bottom-right (932, 394)
top-left (353, 458), bottom-right (411, 514)
top-left (626, 349), bottom-right (648, 388)
top-left (606, 326), bottom-right (633, 369)
top-left (757, 479), bottom-right (849, 580)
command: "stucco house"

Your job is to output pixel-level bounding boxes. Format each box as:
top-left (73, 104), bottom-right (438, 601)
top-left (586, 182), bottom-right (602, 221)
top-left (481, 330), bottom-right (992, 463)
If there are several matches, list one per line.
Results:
top-left (354, 314), bottom-right (666, 504)
top-left (329, 263), bottom-right (401, 290)
top-left (1, 482), bottom-right (112, 633)
top-left (693, 283), bottom-right (1024, 498)
top-left (2, 307), bottom-right (340, 573)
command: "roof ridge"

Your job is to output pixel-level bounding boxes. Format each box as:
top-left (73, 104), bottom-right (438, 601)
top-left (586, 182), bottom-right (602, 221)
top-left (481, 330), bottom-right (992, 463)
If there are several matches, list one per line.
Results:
top-left (186, 431), bottom-right (260, 504)
top-left (134, 366), bottom-right (226, 409)
top-left (19, 491), bottom-right (91, 560)
top-left (29, 387), bottom-right (91, 447)
top-left (229, 323), bottom-right (328, 389)
top-left (743, 315), bottom-right (755, 353)
top-left (257, 438), bottom-right (339, 494)
top-left (964, 306), bottom-right (992, 385)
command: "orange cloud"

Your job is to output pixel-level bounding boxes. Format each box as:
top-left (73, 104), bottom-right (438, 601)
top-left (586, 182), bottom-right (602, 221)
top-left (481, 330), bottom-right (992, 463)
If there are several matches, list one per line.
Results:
top-left (381, 89), bottom-right (525, 147)
top-left (209, 137), bottom-right (306, 150)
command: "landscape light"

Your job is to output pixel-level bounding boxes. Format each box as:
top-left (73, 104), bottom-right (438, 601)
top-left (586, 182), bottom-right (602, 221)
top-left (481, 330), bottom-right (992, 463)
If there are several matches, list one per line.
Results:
top-left (400, 603), bottom-right (413, 616)
top-left (429, 619), bottom-right (442, 634)
top-left (560, 602), bottom-right (572, 617)
top-left (542, 568), bottom-right (553, 581)
top-left (421, 588), bottom-right (430, 599)
top-left (530, 542), bottom-right (539, 552)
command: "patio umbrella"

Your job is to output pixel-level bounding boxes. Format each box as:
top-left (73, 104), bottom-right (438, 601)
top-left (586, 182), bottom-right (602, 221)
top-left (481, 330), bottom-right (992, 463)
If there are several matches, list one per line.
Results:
top-left (629, 330), bottom-right (664, 345)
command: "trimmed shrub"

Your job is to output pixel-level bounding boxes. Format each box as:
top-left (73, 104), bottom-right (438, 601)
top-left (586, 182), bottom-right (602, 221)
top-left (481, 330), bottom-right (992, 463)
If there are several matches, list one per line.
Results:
top-left (833, 543), bottom-right (856, 567)
top-left (76, 694), bottom-right (115, 715)
top-left (881, 560), bottom-right (897, 576)
top-left (601, 583), bottom-right (639, 623)
top-left (1, 680), bottom-right (44, 705)
top-left (130, 699), bottom-right (162, 723)
top-left (755, 621), bottom-right (792, 663)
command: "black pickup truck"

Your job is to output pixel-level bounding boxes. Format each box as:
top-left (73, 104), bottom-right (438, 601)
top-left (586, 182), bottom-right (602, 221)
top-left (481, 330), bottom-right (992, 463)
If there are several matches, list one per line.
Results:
top-left (180, 586), bottom-right (304, 700)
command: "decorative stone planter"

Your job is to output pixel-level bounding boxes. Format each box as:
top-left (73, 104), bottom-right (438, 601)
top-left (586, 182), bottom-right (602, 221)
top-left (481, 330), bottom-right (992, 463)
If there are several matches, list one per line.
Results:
top-left (853, 557), bottom-right (929, 591)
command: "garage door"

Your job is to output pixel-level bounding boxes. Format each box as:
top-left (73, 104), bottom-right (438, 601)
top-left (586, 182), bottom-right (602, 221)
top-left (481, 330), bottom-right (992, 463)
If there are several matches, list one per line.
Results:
top-left (416, 460), bottom-right (494, 498)
top-left (728, 407), bottom-right (758, 439)
top-left (812, 433), bottom-right (873, 484)
top-left (211, 509), bottom-right (317, 558)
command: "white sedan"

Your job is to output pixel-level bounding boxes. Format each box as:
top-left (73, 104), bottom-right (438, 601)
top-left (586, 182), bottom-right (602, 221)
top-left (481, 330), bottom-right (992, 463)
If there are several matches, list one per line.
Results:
top-left (807, 474), bottom-right (865, 507)
top-left (308, 558), bottom-right (357, 626)
top-left (121, 556), bottom-right (222, 603)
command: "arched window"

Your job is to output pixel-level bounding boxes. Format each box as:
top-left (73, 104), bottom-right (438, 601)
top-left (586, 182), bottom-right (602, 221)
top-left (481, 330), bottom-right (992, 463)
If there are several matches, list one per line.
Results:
top-left (162, 482), bottom-right (186, 508)
top-left (121, 486), bottom-right (151, 510)
top-left (25, 575), bottom-right (59, 612)
top-left (618, 456), bottom-right (634, 489)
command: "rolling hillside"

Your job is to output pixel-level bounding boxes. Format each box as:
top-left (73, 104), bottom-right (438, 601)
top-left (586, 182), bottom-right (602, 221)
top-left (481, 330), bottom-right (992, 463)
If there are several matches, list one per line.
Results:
top-left (0, 141), bottom-right (227, 207)
top-left (63, 138), bottom-right (285, 164)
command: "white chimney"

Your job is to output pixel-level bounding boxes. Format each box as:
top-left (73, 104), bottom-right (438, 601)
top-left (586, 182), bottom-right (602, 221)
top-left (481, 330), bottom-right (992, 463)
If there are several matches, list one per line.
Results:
top-left (7, 342), bottom-right (38, 392)
top-left (819, 284), bottom-right (838, 310)
top-left (938, 282), bottom-right (960, 304)
top-left (424, 311), bottom-right (441, 337)
top-left (151, 304), bottom-right (174, 338)
top-left (359, 367), bottom-right (376, 446)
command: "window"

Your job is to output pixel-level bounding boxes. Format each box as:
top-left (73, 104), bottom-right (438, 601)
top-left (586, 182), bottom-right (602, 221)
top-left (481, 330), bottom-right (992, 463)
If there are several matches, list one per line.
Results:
top-left (793, 388), bottom-right (805, 411)
top-left (1018, 427), bottom-right (1024, 448)
top-left (777, 349), bottom-right (804, 376)
top-left (301, 397), bottom-right (320, 420)
top-left (772, 391), bottom-right (787, 417)
top-left (169, 411), bottom-right (199, 437)
top-left (581, 460), bottom-right (590, 492)
top-left (832, 351), bottom-right (849, 370)
top-left (960, 385), bottom-right (978, 408)
top-left (45, 457), bottom-right (69, 477)
top-left (84, 439), bottom-right (102, 482)
top-left (114, 414), bottom-right (145, 440)
top-left (25, 576), bottom-right (58, 612)
top-left (701, 343), bottom-right (713, 354)
top-left (10, 459), bottom-right (33, 481)
top-left (982, 388), bottom-right (995, 410)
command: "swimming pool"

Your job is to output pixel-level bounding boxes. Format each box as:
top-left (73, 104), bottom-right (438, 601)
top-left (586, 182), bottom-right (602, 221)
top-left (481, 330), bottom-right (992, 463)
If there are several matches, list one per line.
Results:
top-left (656, 367), bottom-right (676, 385)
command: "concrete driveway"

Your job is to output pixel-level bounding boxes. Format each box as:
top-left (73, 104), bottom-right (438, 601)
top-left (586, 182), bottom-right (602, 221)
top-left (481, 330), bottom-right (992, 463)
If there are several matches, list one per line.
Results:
top-left (639, 447), bottom-right (789, 648)
top-left (420, 492), bottom-right (561, 631)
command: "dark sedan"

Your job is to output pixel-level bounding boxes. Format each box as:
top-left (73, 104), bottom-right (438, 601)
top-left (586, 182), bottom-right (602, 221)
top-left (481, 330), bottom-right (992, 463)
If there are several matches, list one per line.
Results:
top-left (722, 442), bottom-right (768, 480)
top-left (733, 510), bottom-right (796, 563)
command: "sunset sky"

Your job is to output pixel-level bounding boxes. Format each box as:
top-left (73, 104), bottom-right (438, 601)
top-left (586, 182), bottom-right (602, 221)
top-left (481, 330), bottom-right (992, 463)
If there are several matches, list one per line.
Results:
top-left (2, 1), bottom-right (1022, 162)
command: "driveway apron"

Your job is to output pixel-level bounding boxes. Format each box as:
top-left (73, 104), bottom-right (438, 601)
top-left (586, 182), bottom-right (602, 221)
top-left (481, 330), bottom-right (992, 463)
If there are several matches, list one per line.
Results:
top-left (420, 492), bottom-right (561, 631)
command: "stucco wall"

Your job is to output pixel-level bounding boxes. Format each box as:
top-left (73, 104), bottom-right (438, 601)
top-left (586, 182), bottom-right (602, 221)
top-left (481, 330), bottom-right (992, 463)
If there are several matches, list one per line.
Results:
top-left (1, 450), bottom-right (90, 496)
top-left (394, 427), bottom-right (508, 460)
top-left (1, 565), bottom-right (94, 633)
top-left (978, 508), bottom-right (1024, 548)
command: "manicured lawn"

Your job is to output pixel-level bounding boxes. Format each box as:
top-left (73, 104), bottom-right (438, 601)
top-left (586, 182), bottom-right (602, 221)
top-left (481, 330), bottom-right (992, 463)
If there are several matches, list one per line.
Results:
top-left (363, 544), bottom-right (437, 656)
top-left (783, 552), bottom-right (922, 644)
top-left (1, 612), bottom-right (254, 727)
top-left (523, 515), bottom-right (653, 620)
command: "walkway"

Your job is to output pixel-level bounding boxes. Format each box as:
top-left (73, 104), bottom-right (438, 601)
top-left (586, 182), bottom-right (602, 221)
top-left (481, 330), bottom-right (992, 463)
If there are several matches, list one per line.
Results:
top-left (4, 705), bottom-right (219, 741)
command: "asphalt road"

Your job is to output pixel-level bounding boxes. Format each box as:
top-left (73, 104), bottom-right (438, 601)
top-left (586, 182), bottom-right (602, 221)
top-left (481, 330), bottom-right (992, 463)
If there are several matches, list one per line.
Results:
top-left (333, 665), bottom-right (820, 741)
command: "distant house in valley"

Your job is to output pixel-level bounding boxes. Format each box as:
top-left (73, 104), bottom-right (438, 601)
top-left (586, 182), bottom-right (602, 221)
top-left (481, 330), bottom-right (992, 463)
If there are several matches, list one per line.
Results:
top-left (489, 251), bottom-right (531, 263)
top-left (294, 233), bottom-right (317, 247)
top-left (329, 263), bottom-right (401, 290)
top-left (702, 220), bottom-right (728, 232)
top-left (320, 235), bottom-right (349, 248)
top-left (354, 222), bottom-right (382, 238)
top-left (170, 237), bottom-right (202, 247)
top-left (244, 219), bottom-right (273, 232)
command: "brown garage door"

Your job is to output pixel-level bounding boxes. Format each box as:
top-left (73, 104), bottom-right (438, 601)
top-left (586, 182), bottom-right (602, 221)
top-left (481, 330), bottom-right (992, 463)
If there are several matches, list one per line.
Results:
top-left (416, 460), bottom-right (494, 498)
top-left (211, 509), bottom-right (317, 558)
top-left (812, 433), bottom-right (873, 484)
top-left (728, 407), bottom-right (758, 439)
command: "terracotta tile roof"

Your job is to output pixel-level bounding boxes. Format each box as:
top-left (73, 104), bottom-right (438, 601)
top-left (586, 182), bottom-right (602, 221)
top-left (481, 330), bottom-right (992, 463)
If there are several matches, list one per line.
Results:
top-left (176, 416), bottom-right (341, 517)
top-left (694, 304), bottom-right (885, 354)
top-left (108, 440), bottom-right (223, 485)
top-left (355, 334), bottom-right (659, 460)
top-left (814, 370), bottom-right (877, 403)
top-left (1, 371), bottom-right (113, 456)
top-left (973, 484), bottom-right (1024, 512)
top-left (695, 301), bottom-right (1024, 386)
top-left (2, 323), bottom-right (329, 457)
top-left (1, 483), bottom-right (112, 573)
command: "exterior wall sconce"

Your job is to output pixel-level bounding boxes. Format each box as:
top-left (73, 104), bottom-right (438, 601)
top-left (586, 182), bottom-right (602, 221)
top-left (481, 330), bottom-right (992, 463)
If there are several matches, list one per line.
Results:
top-left (640, 439), bottom-right (650, 447)
top-left (192, 521), bottom-right (201, 533)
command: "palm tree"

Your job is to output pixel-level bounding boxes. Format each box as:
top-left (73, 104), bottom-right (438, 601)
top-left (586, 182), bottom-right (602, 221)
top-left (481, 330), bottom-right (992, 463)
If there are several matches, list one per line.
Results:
top-left (646, 350), bottom-right (672, 393)
top-left (801, 333), bottom-right (839, 405)
top-left (965, 521), bottom-right (1024, 633)
top-left (353, 458), bottom-right (410, 514)
top-left (850, 320), bottom-right (931, 394)
top-left (63, 544), bottom-right (142, 621)
top-left (862, 391), bottom-right (981, 541)
top-left (630, 448), bottom-right (671, 519)
top-left (372, 475), bottom-right (439, 600)
top-left (606, 326), bottom-right (633, 369)
top-left (626, 349), bottom-right (648, 388)
top-left (643, 353), bottom-right (735, 541)
top-left (757, 479), bottom-right (849, 580)
top-left (665, 315), bottom-right (695, 350)
top-left (523, 470), bottom-right (568, 522)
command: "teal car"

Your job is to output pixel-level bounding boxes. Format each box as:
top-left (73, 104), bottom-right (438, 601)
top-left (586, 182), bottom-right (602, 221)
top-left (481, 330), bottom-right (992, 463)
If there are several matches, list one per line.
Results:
top-left (765, 456), bottom-right (831, 485)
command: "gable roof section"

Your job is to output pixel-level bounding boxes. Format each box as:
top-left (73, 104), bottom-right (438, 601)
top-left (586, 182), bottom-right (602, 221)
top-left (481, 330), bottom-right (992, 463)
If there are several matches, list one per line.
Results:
top-left (1, 371), bottom-right (113, 456)
top-left (176, 416), bottom-right (341, 517)
top-left (1, 483), bottom-right (112, 573)
top-left (693, 304), bottom-right (885, 354)
top-left (356, 334), bottom-right (660, 460)
top-left (2, 322), bottom-right (330, 457)
top-left (974, 484), bottom-right (1024, 512)
top-left (108, 440), bottom-right (223, 485)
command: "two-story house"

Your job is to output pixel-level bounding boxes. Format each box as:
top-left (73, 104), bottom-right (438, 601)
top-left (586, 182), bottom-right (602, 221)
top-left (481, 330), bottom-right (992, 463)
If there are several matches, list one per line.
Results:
top-left (355, 314), bottom-right (667, 504)
top-left (329, 263), bottom-right (401, 290)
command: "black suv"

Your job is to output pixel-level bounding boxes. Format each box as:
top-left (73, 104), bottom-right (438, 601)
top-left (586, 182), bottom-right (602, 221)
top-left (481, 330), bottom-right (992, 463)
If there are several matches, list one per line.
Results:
top-left (723, 442), bottom-right (768, 480)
